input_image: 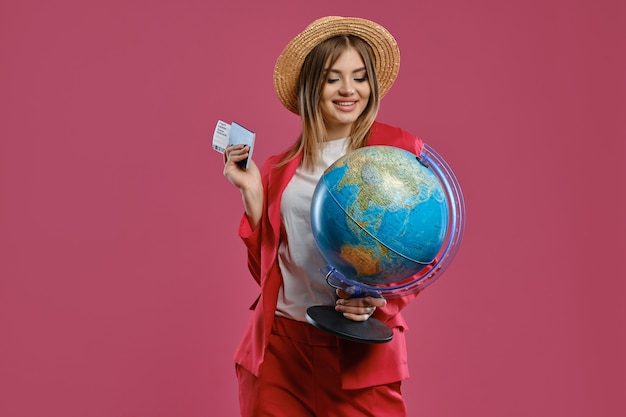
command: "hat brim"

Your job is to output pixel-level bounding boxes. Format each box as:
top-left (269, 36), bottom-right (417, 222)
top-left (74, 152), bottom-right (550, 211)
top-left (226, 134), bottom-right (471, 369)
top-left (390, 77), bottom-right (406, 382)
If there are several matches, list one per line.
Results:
top-left (274, 16), bottom-right (400, 114)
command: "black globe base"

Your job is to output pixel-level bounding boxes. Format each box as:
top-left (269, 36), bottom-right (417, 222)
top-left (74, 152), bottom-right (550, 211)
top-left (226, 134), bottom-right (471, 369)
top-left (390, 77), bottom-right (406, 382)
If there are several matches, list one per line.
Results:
top-left (305, 305), bottom-right (393, 344)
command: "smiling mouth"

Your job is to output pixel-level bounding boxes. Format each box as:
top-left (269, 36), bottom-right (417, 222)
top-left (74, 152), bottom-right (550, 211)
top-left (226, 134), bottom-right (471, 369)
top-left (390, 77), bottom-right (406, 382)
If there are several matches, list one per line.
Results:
top-left (335, 101), bottom-right (356, 106)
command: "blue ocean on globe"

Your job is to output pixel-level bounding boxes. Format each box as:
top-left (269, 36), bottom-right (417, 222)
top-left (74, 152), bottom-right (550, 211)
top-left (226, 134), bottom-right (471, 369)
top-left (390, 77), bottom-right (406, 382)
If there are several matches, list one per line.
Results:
top-left (311, 145), bottom-right (449, 285)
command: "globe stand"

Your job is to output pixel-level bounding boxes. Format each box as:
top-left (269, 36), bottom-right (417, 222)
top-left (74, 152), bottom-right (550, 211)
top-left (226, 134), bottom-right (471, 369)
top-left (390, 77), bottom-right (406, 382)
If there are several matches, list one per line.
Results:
top-left (306, 306), bottom-right (393, 344)
top-left (305, 266), bottom-right (394, 344)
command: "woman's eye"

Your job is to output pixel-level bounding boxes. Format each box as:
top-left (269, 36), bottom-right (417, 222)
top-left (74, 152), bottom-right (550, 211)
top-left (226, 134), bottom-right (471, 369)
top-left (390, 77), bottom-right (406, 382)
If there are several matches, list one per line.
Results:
top-left (327, 78), bottom-right (339, 84)
top-left (354, 77), bottom-right (368, 83)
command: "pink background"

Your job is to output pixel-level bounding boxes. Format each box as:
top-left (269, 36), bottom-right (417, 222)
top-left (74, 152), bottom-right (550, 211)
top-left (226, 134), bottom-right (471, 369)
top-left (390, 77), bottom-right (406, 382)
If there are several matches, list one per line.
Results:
top-left (1, 0), bottom-right (625, 416)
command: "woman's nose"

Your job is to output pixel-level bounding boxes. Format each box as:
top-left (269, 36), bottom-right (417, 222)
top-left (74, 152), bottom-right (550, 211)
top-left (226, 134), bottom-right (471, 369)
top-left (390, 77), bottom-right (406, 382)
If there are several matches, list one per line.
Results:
top-left (339, 82), bottom-right (355, 96)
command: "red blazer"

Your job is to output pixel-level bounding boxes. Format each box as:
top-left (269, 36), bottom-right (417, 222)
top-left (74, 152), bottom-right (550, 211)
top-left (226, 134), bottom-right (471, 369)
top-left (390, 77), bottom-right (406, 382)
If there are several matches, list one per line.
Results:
top-left (234, 121), bottom-right (424, 389)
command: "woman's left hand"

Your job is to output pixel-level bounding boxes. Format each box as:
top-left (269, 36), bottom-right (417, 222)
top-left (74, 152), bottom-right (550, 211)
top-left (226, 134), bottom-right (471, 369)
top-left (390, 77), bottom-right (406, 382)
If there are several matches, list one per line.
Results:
top-left (335, 289), bottom-right (387, 322)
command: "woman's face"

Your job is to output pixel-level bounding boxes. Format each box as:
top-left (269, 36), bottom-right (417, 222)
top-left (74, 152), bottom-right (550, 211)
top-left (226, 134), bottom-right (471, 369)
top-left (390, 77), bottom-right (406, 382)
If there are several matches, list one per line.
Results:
top-left (320, 46), bottom-right (371, 140)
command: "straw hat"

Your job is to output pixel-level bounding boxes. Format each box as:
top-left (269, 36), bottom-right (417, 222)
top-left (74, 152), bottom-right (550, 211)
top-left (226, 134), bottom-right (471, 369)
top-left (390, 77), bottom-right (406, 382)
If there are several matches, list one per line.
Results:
top-left (274, 16), bottom-right (400, 114)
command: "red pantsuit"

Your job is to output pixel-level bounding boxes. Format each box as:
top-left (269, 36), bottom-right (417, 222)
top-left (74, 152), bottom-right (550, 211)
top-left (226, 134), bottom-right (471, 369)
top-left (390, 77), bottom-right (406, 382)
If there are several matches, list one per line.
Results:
top-left (234, 122), bottom-right (424, 415)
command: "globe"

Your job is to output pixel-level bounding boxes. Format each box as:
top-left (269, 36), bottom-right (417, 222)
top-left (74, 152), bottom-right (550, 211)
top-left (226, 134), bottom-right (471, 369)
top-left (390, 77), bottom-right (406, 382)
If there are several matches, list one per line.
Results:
top-left (311, 145), bottom-right (449, 288)
top-left (307, 144), bottom-right (465, 343)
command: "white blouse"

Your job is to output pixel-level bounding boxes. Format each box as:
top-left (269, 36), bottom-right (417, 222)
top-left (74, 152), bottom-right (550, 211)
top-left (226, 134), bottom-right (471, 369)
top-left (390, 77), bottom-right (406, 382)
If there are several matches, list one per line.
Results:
top-left (276, 138), bottom-right (349, 321)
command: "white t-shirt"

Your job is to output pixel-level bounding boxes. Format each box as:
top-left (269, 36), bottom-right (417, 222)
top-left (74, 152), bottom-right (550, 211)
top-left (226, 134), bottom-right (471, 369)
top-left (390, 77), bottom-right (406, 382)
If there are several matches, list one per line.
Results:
top-left (276, 138), bottom-right (349, 321)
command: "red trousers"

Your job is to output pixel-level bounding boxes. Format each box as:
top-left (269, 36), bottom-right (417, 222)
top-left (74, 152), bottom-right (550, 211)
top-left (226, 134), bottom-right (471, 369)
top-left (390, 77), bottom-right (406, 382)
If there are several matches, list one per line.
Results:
top-left (236, 315), bottom-right (407, 417)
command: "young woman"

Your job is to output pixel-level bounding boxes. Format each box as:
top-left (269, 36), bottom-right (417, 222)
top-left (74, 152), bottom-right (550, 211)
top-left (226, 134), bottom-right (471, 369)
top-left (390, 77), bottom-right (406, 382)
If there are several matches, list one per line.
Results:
top-left (223, 16), bottom-right (425, 417)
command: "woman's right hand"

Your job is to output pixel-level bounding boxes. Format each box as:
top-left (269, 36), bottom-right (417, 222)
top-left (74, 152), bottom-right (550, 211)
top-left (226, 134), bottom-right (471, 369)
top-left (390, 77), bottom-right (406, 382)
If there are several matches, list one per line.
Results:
top-left (223, 145), bottom-right (260, 189)
top-left (223, 144), bottom-right (263, 228)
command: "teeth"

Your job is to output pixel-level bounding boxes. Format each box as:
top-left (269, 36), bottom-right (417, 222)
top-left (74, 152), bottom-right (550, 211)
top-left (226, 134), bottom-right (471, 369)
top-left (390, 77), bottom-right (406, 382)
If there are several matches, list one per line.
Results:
top-left (336, 102), bottom-right (356, 106)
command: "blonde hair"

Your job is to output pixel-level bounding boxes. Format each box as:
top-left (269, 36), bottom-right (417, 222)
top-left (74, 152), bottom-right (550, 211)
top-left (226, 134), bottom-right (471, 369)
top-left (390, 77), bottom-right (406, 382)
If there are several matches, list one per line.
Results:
top-left (280, 35), bottom-right (380, 170)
